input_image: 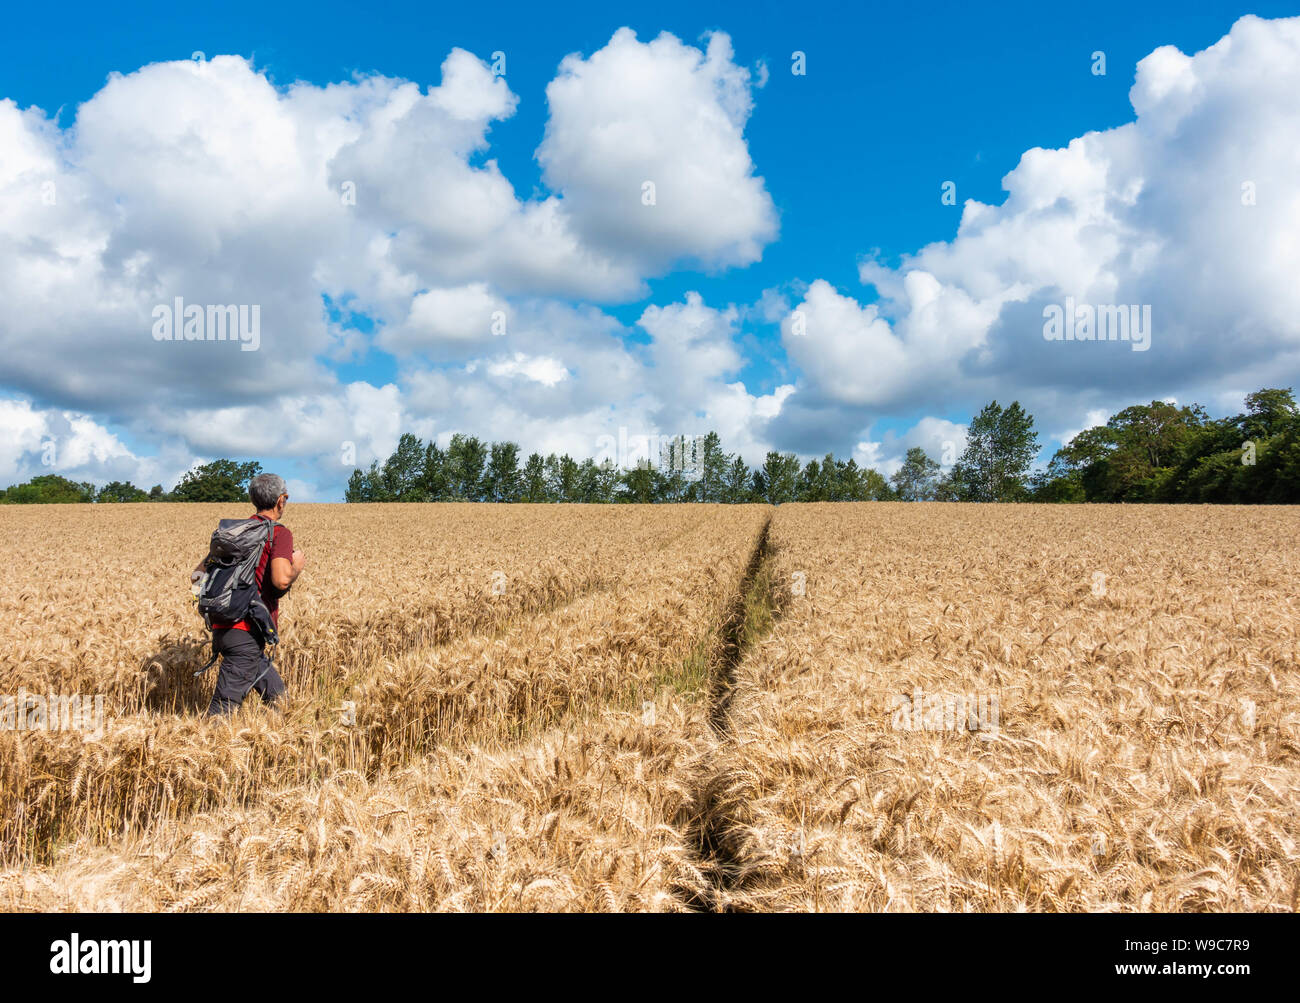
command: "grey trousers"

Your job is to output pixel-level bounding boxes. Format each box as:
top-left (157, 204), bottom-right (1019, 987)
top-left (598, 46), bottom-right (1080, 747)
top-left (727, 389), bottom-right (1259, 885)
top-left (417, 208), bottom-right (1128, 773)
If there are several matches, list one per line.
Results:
top-left (206, 627), bottom-right (285, 715)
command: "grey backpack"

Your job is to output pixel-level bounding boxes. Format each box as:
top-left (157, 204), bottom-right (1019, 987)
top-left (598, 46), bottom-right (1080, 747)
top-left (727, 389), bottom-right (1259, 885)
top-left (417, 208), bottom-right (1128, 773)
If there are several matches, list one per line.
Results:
top-left (194, 518), bottom-right (280, 673)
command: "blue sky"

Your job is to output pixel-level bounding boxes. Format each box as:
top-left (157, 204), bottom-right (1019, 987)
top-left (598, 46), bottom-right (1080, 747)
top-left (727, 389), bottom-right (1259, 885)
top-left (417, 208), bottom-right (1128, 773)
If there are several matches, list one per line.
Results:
top-left (2, 2), bottom-right (1298, 497)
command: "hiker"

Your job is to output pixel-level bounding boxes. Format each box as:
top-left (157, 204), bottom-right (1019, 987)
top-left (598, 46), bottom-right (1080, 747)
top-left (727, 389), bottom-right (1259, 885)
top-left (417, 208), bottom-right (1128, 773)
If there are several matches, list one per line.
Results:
top-left (192, 473), bottom-right (305, 715)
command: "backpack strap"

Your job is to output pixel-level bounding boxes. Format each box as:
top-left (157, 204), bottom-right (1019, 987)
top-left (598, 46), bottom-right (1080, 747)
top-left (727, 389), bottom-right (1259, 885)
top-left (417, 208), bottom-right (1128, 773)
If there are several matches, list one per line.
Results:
top-left (266, 519), bottom-right (280, 570)
top-left (193, 645), bottom-right (221, 677)
top-left (252, 515), bottom-right (278, 559)
top-left (246, 651), bottom-right (275, 694)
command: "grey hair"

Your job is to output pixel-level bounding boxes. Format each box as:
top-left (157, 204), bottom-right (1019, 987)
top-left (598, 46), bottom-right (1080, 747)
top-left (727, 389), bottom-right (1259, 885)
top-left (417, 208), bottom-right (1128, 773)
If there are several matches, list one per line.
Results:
top-left (249, 472), bottom-right (288, 510)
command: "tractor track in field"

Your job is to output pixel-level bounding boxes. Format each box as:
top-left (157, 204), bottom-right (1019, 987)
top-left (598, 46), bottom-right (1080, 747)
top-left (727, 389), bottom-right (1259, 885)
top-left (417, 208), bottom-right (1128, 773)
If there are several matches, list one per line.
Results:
top-left (675, 513), bottom-right (782, 912)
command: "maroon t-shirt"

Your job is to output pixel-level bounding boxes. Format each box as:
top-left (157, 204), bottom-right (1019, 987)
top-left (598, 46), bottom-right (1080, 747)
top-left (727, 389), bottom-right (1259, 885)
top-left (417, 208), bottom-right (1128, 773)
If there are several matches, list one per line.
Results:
top-left (212, 514), bottom-right (294, 630)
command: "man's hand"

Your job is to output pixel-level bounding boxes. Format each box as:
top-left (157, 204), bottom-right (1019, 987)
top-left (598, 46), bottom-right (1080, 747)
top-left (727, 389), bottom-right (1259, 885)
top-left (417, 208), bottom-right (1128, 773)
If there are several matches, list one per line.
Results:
top-left (292, 548), bottom-right (306, 573)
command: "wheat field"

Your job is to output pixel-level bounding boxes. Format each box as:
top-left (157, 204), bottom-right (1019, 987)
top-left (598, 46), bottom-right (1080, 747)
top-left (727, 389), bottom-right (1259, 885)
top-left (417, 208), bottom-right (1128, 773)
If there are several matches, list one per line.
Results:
top-left (1, 502), bottom-right (1297, 911)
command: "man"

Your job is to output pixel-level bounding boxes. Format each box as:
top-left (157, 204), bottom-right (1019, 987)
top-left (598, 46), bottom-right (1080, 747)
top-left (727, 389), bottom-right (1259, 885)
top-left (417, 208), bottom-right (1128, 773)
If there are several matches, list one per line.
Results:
top-left (201, 472), bottom-right (306, 715)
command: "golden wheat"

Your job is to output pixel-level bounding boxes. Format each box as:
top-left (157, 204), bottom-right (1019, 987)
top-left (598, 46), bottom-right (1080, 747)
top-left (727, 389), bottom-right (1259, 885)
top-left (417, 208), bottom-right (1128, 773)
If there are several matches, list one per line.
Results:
top-left (4, 502), bottom-right (1298, 913)
top-left (692, 503), bottom-right (1300, 912)
top-left (1, 504), bottom-right (766, 871)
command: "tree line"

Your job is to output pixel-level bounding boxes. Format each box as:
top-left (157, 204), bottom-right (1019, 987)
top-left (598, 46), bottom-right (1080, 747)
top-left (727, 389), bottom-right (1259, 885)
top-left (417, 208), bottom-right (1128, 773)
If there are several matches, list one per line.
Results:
top-left (1032, 388), bottom-right (1300, 503)
top-left (0, 460), bottom-right (262, 504)
top-left (342, 387), bottom-right (1300, 504)
top-left (3, 388), bottom-right (1296, 504)
top-left (342, 401), bottom-right (1041, 504)
top-left (343, 431), bottom-right (894, 504)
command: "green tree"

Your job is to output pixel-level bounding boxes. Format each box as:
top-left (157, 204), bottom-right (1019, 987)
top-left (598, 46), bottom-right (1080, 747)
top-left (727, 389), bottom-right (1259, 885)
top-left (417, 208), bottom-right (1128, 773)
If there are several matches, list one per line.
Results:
top-left (445, 434), bottom-right (488, 501)
top-left (1, 474), bottom-right (96, 504)
top-left (381, 433), bottom-right (426, 500)
top-left (1239, 388), bottom-right (1300, 441)
top-left (619, 460), bottom-right (660, 503)
top-left (722, 454), bottom-right (751, 503)
top-left (1165, 391), bottom-right (1300, 504)
top-left (809, 452), bottom-right (842, 500)
top-left (948, 401), bottom-right (1038, 502)
top-left (1119, 403), bottom-right (1195, 467)
top-left (574, 458), bottom-right (601, 502)
top-left (171, 460), bottom-right (262, 503)
top-left (655, 436), bottom-right (692, 502)
top-left (695, 432), bottom-right (727, 502)
top-left (344, 467), bottom-right (371, 503)
top-left (545, 453), bottom-right (581, 502)
top-left (658, 465), bottom-right (687, 503)
top-left (837, 458), bottom-right (884, 501)
top-left (1040, 401), bottom-right (1209, 502)
top-left (1035, 425), bottom-right (1116, 501)
top-left (521, 453), bottom-right (550, 502)
top-left (96, 480), bottom-right (149, 503)
top-left (759, 451), bottom-right (800, 504)
top-left (797, 458), bottom-right (824, 501)
top-left (483, 441), bottom-right (522, 502)
top-left (594, 459), bottom-right (620, 503)
top-left (890, 447), bottom-right (942, 501)
top-left (795, 455), bottom-right (838, 501)
top-left (351, 461), bottom-right (393, 502)
top-left (420, 441), bottom-right (448, 501)
top-left (863, 467), bottom-right (893, 500)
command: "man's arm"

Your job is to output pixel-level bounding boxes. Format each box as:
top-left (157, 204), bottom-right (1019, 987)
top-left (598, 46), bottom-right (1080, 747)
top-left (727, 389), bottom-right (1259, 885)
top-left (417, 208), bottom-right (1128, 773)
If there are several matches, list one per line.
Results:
top-left (270, 549), bottom-right (305, 591)
top-left (266, 525), bottom-right (303, 592)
